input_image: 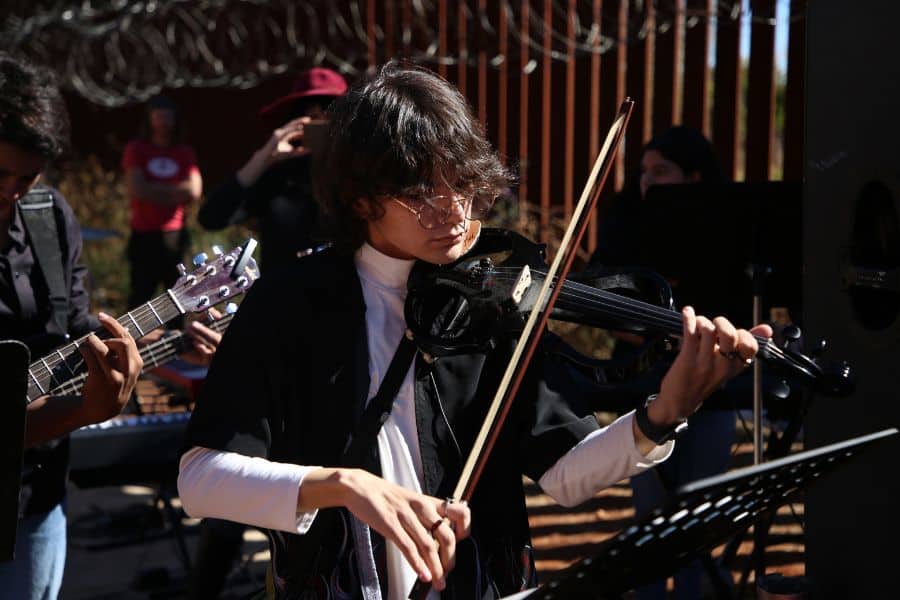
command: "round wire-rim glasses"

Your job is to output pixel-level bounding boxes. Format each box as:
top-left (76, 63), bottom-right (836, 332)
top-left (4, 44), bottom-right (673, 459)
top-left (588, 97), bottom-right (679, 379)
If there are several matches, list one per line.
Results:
top-left (393, 187), bottom-right (497, 230)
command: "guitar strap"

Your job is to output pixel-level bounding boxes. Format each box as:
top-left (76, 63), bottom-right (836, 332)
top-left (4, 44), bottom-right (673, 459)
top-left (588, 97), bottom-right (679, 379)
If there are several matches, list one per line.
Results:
top-left (18, 187), bottom-right (70, 338)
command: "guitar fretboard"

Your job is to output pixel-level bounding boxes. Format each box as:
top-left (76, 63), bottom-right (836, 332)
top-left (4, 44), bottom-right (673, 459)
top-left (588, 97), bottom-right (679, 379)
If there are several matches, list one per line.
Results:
top-left (47, 312), bottom-right (235, 398)
top-left (26, 294), bottom-right (182, 403)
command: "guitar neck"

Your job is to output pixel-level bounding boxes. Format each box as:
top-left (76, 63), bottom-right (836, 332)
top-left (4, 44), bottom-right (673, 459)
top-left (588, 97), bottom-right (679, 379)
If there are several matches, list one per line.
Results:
top-left (25, 294), bottom-right (183, 403)
top-left (47, 312), bottom-right (235, 400)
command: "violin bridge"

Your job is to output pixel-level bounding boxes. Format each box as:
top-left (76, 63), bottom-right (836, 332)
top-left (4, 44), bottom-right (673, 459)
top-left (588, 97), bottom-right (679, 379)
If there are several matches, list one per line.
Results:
top-left (511, 265), bottom-right (532, 305)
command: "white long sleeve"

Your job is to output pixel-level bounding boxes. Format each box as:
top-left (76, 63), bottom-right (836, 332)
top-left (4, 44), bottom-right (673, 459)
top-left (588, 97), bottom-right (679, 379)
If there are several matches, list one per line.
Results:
top-left (178, 446), bottom-right (319, 535)
top-left (538, 411), bottom-right (674, 507)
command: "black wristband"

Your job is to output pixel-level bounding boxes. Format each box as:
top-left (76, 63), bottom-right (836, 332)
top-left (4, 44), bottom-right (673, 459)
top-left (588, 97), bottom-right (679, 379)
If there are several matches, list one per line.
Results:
top-left (634, 394), bottom-right (688, 445)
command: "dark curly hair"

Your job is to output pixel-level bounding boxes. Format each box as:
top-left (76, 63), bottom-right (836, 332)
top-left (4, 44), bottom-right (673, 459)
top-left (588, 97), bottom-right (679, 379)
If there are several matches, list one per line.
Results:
top-left (313, 60), bottom-right (512, 252)
top-left (0, 53), bottom-right (70, 160)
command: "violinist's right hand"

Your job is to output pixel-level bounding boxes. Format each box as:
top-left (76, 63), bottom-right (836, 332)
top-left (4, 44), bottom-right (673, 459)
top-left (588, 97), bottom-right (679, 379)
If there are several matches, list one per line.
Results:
top-left (297, 467), bottom-right (471, 592)
top-left (236, 116), bottom-right (313, 186)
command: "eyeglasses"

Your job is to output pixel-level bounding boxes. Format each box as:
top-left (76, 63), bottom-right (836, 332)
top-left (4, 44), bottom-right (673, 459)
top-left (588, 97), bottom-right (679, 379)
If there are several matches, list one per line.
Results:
top-left (392, 187), bottom-right (497, 230)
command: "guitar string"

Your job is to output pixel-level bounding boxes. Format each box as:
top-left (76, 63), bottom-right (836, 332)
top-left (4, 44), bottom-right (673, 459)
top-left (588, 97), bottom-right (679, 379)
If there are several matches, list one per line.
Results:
top-left (27, 275), bottom-right (237, 394)
top-left (48, 314), bottom-right (235, 397)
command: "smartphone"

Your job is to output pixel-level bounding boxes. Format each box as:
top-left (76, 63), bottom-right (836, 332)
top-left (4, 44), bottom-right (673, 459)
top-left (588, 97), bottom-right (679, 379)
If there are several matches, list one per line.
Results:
top-left (301, 119), bottom-right (329, 155)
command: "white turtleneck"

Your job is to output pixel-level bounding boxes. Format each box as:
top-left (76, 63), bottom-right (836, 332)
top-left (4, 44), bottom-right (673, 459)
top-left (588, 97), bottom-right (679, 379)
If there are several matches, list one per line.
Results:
top-left (178, 242), bottom-right (672, 600)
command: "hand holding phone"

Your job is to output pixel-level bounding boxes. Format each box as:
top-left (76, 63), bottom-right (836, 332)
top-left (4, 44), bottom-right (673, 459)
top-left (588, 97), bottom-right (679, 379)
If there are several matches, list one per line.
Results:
top-left (295, 119), bottom-right (328, 156)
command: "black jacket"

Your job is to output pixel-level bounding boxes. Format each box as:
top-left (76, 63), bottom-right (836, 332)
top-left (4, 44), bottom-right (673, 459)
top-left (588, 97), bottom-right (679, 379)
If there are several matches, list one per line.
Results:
top-left (184, 250), bottom-right (601, 598)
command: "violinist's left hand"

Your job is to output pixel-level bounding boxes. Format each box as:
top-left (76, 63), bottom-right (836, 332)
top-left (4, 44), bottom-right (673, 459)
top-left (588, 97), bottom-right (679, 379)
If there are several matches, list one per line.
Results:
top-left (635, 306), bottom-right (773, 451)
top-left (180, 308), bottom-right (223, 366)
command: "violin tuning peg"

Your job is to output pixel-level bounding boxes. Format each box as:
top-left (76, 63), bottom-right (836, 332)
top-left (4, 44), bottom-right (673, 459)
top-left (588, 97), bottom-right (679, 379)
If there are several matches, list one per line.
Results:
top-left (769, 379), bottom-right (792, 400)
top-left (780, 325), bottom-right (802, 349)
top-left (813, 338), bottom-right (828, 358)
top-left (783, 325), bottom-right (801, 341)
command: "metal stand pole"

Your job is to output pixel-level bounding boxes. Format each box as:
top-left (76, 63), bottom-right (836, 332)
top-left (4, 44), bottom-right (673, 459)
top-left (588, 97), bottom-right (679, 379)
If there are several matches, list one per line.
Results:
top-left (752, 292), bottom-right (764, 466)
top-left (748, 264), bottom-right (771, 466)
top-left (748, 264), bottom-right (771, 588)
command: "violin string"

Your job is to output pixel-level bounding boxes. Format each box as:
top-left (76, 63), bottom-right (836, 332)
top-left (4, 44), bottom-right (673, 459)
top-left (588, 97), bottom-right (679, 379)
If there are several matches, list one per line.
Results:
top-left (490, 267), bottom-right (684, 328)
top-left (487, 268), bottom-right (811, 378)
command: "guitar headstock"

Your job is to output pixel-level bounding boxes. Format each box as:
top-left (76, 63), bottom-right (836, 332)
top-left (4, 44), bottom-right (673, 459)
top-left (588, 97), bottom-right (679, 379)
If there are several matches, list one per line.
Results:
top-left (170, 238), bottom-right (260, 314)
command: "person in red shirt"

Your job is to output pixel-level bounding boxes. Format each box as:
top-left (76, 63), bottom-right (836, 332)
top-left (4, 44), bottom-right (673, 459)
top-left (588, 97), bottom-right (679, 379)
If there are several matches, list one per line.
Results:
top-left (122, 95), bottom-right (203, 310)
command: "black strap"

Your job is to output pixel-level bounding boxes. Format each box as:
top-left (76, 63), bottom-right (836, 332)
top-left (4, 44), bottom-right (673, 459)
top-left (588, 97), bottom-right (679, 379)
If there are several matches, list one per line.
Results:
top-left (18, 188), bottom-right (70, 337)
top-left (342, 332), bottom-right (418, 468)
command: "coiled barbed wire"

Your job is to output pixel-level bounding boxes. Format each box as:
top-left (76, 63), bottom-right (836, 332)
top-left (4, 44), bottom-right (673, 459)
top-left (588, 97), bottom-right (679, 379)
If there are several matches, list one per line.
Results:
top-left (0, 0), bottom-right (793, 107)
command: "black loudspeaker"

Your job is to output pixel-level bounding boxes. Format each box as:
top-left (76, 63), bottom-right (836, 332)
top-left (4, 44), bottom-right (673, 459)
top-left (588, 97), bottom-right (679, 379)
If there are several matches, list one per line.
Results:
top-left (804, 2), bottom-right (900, 598)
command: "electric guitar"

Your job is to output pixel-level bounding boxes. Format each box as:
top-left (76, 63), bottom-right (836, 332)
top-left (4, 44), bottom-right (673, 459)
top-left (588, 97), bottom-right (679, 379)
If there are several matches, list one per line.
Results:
top-left (24, 239), bottom-right (259, 403)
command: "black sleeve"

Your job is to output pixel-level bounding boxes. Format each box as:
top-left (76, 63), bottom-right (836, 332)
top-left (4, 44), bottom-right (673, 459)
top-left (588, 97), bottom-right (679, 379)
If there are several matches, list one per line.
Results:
top-left (197, 174), bottom-right (256, 230)
top-left (55, 193), bottom-right (100, 337)
top-left (514, 346), bottom-right (601, 482)
top-left (182, 274), bottom-right (299, 458)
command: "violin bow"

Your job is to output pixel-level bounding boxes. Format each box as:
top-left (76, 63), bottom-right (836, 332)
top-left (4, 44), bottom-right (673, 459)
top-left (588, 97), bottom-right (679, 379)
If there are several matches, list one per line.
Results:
top-left (408, 97), bottom-right (634, 600)
top-left (450, 98), bottom-right (634, 504)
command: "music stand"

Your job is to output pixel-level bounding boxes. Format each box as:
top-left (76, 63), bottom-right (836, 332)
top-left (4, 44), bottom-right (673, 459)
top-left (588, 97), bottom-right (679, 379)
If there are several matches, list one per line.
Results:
top-left (0, 340), bottom-right (30, 562)
top-left (507, 428), bottom-right (896, 598)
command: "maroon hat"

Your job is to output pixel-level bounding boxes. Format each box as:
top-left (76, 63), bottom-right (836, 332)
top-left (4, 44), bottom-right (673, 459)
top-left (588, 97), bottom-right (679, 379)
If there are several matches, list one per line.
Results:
top-left (259, 67), bottom-right (349, 119)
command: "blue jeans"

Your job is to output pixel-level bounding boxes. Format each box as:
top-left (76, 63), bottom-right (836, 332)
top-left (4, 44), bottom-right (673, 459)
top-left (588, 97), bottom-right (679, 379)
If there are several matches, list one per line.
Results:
top-left (0, 502), bottom-right (67, 600)
top-left (631, 409), bottom-right (736, 600)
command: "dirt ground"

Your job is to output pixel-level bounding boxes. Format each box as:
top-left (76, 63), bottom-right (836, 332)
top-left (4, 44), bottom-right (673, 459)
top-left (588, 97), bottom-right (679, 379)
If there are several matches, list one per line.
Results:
top-left (58, 378), bottom-right (804, 599)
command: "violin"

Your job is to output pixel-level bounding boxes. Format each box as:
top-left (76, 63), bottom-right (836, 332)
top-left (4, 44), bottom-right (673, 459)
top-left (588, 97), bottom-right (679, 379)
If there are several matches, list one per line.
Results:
top-left (405, 227), bottom-right (854, 397)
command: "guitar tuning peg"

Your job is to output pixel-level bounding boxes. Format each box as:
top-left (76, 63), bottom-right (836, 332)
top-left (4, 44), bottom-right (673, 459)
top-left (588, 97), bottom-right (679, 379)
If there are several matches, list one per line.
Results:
top-left (224, 302), bottom-right (238, 315)
top-left (177, 263), bottom-right (187, 276)
top-left (211, 245), bottom-right (224, 256)
top-left (192, 252), bottom-right (209, 267)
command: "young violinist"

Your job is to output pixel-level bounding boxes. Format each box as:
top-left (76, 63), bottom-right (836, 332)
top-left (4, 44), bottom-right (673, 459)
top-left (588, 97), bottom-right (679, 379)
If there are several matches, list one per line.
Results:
top-left (177, 61), bottom-right (772, 600)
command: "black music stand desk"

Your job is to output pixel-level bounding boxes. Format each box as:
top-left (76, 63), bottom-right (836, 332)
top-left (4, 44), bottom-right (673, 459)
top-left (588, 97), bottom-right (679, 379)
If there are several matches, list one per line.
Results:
top-left (511, 428), bottom-right (897, 599)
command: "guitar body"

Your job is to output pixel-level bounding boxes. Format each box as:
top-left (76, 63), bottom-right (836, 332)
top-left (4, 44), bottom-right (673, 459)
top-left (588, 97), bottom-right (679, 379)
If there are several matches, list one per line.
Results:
top-left (0, 340), bottom-right (29, 561)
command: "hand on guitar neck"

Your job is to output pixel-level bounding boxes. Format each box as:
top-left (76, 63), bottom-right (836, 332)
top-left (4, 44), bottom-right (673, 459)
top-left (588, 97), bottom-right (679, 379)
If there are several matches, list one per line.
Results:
top-left (23, 239), bottom-right (259, 447)
top-left (180, 307), bottom-right (225, 366)
top-left (134, 306), bottom-right (226, 367)
top-left (25, 313), bottom-right (142, 448)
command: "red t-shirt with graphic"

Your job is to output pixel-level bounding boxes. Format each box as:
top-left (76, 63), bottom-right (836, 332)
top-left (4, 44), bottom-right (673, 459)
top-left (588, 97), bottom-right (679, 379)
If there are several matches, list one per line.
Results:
top-left (122, 139), bottom-right (199, 232)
